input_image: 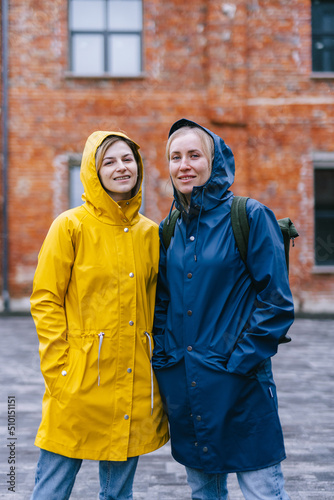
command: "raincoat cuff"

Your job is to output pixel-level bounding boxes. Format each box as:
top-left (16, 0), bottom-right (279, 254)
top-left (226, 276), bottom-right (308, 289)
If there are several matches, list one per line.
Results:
top-left (152, 334), bottom-right (166, 370)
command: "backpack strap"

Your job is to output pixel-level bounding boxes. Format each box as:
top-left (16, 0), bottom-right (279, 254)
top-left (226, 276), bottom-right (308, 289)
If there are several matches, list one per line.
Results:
top-left (162, 209), bottom-right (181, 250)
top-left (277, 218), bottom-right (299, 273)
top-left (231, 196), bottom-right (292, 345)
top-left (231, 196), bottom-right (250, 265)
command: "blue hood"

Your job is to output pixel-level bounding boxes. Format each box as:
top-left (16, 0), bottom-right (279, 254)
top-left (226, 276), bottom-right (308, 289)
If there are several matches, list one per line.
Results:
top-left (168, 118), bottom-right (235, 212)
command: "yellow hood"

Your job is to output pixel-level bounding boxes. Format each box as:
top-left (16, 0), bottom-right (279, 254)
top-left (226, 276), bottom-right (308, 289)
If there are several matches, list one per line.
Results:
top-left (80, 131), bottom-right (143, 224)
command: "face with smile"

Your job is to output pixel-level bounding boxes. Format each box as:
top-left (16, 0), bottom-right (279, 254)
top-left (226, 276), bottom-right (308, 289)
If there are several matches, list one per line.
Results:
top-left (98, 140), bottom-right (138, 202)
top-left (169, 130), bottom-right (211, 203)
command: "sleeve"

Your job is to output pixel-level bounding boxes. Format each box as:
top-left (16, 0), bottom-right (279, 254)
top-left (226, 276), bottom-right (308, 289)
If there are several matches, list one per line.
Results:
top-left (226, 202), bottom-right (294, 376)
top-left (30, 214), bottom-right (75, 393)
top-left (152, 222), bottom-right (170, 369)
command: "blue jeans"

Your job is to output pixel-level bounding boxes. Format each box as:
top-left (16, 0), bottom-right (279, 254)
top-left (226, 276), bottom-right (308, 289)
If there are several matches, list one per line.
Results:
top-left (30, 449), bottom-right (139, 500)
top-left (186, 463), bottom-right (290, 500)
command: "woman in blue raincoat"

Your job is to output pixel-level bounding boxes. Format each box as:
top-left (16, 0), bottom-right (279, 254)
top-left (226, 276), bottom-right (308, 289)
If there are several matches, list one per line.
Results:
top-left (152, 118), bottom-right (293, 499)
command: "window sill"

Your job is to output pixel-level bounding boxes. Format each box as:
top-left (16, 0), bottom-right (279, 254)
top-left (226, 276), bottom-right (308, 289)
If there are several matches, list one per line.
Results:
top-left (310, 72), bottom-right (334, 80)
top-left (312, 265), bottom-right (334, 274)
top-left (64, 72), bottom-right (147, 80)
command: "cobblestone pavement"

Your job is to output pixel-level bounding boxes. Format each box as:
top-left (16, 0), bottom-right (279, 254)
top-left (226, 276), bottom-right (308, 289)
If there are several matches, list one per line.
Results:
top-left (0, 316), bottom-right (333, 499)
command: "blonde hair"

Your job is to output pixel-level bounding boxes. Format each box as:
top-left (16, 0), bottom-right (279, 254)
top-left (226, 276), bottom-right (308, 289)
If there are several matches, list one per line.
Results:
top-left (166, 126), bottom-right (214, 209)
top-left (95, 135), bottom-right (142, 197)
top-left (166, 126), bottom-right (214, 167)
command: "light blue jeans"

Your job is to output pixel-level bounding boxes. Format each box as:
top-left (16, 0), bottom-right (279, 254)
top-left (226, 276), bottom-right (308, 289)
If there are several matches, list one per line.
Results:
top-left (186, 463), bottom-right (290, 500)
top-left (30, 449), bottom-right (139, 500)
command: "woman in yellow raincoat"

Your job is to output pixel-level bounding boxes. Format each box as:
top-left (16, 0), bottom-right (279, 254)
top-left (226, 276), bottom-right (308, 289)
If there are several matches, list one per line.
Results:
top-left (30, 131), bottom-right (169, 500)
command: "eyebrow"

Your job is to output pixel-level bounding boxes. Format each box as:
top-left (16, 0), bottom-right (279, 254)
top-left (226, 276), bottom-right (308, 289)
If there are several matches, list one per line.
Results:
top-left (171, 148), bottom-right (201, 154)
top-left (103, 153), bottom-right (134, 161)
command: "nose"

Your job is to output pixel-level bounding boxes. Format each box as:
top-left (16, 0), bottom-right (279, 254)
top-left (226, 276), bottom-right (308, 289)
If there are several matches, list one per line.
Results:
top-left (115, 160), bottom-right (127, 171)
top-left (180, 156), bottom-right (190, 170)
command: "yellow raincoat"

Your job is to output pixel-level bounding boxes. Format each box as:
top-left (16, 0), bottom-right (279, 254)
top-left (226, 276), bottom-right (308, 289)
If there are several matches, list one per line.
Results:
top-left (30, 131), bottom-right (169, 460)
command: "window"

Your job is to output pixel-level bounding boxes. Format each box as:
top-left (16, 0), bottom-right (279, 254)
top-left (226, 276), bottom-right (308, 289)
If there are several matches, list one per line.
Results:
top-left (314, 154), bottom-right (334, 266)
top-left (312, 0), bottom-right (334, 72)
top-left (69, 0), bottom-right (143, 76)
top-left (69, 161), bottom-right (84, 208)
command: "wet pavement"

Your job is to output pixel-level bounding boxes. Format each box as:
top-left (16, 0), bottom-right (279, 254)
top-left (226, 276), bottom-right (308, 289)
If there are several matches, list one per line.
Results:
top-left (0, 315), bottom-right (333, 499)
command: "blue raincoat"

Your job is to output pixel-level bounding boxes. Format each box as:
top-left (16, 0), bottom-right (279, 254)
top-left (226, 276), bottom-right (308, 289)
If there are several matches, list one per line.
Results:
top-left (152, 118), bottom-right (294, 473)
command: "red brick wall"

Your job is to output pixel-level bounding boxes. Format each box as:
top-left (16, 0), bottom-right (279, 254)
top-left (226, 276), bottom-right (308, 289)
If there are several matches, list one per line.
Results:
top-left (1, 0), bottom-right (334, 312)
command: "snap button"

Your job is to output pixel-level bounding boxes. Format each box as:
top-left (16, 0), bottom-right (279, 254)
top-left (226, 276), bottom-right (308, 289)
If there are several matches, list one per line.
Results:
top-left (191, 381), bottom-right (196, 387)
top-left (187, 273), bottom-right (192, 279)
top-left (187, 346), bottom-right (193, 352)
top-left (127, 368), bottom-right (132, 373)
top-left (190, 236), bottom-right (195, 241)
top-left (203, 447), bottom-right (208, 453)
top-left (194, 442), bottom-right (198, 447)
top-left (196, 415), bottom-right (202, 421)
top-left (61, 370), bottom-right (67, 376)
top-left (129, 272), bottom-right (134, 278)
top-left (129, 321), bottom-right (134, 326)
top-left (124, 227), bottom-right (129, 233)
top-left (187, 310), bottom-right (192, 316)
top-left (124, 414), bottom-right (129, 420)
top-left (126, 202), bottom-right (129, 205)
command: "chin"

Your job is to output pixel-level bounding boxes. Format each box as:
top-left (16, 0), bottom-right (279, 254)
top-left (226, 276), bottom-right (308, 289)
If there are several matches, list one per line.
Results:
top-left (179, 189), bottom-right (192, 197)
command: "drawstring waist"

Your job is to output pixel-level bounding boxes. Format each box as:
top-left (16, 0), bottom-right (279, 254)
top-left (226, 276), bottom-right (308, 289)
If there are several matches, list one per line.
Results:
top-left (97, 332), bottom-right (104, 386)
top-left (96, 330), bottom-right (154, 416)
top-left (145, 331), bottom-right (154, 415)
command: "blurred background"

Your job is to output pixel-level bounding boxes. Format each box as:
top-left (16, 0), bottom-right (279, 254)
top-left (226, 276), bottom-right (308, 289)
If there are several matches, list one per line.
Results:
top-left (1, 0), bottom-right (334, 314)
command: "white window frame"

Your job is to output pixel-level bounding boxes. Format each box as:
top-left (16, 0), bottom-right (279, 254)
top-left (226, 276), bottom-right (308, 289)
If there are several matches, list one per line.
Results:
top-left (68, 0), bottom-right (143, 77)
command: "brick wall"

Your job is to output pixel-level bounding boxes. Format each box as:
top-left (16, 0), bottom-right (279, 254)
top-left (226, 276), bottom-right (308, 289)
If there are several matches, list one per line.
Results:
top-left (1, 0), bottom-right (334, 312)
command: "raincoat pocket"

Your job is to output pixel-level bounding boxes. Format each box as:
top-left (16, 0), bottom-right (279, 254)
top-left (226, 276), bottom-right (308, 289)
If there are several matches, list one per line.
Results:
top-left (254, 358), bottom-right (279, 408)
top-left (49, 361), bottom-right (69, 399)
top-left (50, 358), bottom-right (71, 401)
top-left (50, 334), bottom-right (89, 401)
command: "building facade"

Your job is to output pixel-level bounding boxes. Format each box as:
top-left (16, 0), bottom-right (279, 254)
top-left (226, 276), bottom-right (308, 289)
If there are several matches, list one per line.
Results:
top-left (1, 0), bottom-right (334, 312)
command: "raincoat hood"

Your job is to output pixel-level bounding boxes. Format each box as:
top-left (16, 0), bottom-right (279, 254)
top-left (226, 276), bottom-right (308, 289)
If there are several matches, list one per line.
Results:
top-left (80, 131), bottom-right (143, 224)
top-left (168, 118), bottom-right (235, 213)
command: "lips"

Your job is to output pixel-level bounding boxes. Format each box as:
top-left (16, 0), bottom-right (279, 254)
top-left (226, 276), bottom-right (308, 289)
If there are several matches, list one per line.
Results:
top-left (114, 175), bottom-right (131, 181)
top-left (178, 176), bottom-right (196, 180)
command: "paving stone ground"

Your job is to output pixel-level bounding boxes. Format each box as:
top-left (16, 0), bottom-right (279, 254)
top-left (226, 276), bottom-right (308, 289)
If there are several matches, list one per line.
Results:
top-left (0, 316), bottom-right (333, 499)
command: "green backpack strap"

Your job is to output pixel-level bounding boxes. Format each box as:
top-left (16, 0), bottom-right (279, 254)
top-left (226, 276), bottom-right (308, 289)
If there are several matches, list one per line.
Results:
top-left (162, 209), bottom-right (181, 249)
top-left (231, 197), bottom-right (299, 274)
top-left (277, 218), bottom-right (299, 273)
top-left (231, 196), bottom-right (294, 344)
top-left (231, 196), bottom-right (250, 265)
